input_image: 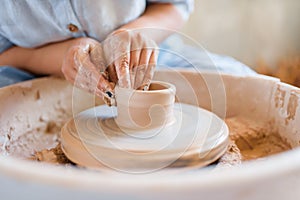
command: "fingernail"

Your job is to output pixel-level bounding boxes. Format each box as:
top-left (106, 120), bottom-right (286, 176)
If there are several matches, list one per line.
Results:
top-left (143, 85), bottom-right (148, 91)
top-left (106, 91), bottom-right (113, 98)
top-left (143, 83), bottom-right (150, 91)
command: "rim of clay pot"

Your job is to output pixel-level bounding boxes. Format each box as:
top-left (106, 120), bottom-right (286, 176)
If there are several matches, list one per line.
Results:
top-left (115, 81), bottom-right (176, 107)
top-left (115, 81), bottom-right (176, 129)
top-left (116, 81), bottom-right (176, 93)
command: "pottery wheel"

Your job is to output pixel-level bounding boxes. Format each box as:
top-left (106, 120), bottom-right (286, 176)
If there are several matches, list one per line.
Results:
top-left (61, 103), bottom-right (229, 173)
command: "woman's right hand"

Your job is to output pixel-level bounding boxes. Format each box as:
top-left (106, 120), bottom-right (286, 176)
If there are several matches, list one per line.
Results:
top-left (61, 38), bottom-right (115, 105)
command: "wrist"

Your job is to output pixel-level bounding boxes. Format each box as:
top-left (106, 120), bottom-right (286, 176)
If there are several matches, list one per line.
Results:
top-left (110, 28), bottom-right (129, 36)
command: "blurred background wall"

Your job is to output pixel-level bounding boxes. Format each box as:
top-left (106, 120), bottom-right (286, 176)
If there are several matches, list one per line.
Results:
top-left (181, 0), bottom-right (300, 69)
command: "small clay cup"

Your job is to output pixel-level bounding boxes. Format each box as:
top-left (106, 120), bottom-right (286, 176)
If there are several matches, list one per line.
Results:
top-left (115, 81), bottom-right (176, 130)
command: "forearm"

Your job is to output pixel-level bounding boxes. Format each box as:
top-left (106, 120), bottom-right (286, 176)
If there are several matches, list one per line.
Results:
top-left (0, 38), bottom-right (80, 76)
top-left (119, 3), bottom-right (186, 43)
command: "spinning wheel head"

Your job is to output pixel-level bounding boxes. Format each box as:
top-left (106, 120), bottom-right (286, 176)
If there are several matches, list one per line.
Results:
top-left (60, 81), bottom-right (229, 172)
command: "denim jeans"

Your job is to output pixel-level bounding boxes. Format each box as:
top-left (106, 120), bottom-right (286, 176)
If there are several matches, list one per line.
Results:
top-left (0, 66), bottom-right (35, 87)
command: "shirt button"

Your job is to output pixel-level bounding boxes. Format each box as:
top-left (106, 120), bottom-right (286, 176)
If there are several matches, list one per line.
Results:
top-left (67, 23), bottom-right (79, 32)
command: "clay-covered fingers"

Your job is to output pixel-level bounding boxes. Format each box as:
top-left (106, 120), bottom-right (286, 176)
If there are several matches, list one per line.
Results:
top-left (129, 32), bottom-right (157, 90)
top-left (62, 45), bottom-right (82, 83)
top-left (102, 30), bottom-right (132, 88)
top-left (62, 44), bottom-right (114, 99)
top-left (106, 64), bottom-right (118, 83)
top-left (102, 29), bottom-right (130, 65)
top-left (76, 47), bottom-right (114, 98)
top-left (138, 49), bottom-right (158, 90)
top-left (133, 47), bottom-right (152, 89)
top-left (102, 29), bottom-right (158, 90)
top-left (88, 42), bottom-right (107, 72)
top-left (129, 49), bottom-right (140, 87)
top-left (133, 38), bottom-right (158, 90)
top-left (114, 52), bottom-right (131, 88)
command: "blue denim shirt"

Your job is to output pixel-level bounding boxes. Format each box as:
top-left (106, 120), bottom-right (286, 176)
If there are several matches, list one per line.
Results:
top-left (0, 0), bottom-right (193, 53)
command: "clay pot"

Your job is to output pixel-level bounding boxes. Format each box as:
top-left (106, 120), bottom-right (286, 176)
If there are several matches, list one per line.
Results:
top-left (115, 81), bottom-right (176, 129)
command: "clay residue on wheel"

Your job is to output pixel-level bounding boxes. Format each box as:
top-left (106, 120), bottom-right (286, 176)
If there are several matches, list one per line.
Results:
top-left (1, 117), bottom-right (68, 159)
top-left (27, 116), bottom-right (292, 169)
top-left (224, 117), bottom-right (291, 161)
top-left (0, 113), bottom-right (291, 168)
top-left (215, 141), bottom-right (242, 169)
top-left (274, 85), bottom-right (286, 109)
top-left (31, 144), bottom-right (73, 165)
top-left (285, 92), bottom-right (299, 125)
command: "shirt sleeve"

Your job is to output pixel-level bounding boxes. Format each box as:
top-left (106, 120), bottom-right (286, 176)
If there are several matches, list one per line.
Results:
top-left (146, 0), bottom-right (194, 21)
top-left (0, 34), bottom-right (13, 54)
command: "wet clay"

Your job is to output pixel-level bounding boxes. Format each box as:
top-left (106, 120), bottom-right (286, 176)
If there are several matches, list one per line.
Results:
top-left (1, 117), bottom-right (67, 159)
top-left (0, 116), bottom-right (291, 168)
top-left (59, 103), bottom-right (228, 170)
top-left (0, 79), bottom-right (292, 169)
top-left (26, 116), bottom-right (291, 169)
top-left (224, 117), bottom-right (291, 161)
top-left (30, 144), bottom-right (73, 165)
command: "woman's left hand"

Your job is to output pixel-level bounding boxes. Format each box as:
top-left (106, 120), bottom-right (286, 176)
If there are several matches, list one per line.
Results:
top-left (103, 29), bottom-right (158, 90)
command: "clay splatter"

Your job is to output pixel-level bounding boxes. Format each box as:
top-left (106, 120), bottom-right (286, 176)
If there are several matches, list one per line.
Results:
top-left (274, 85), bottom-right (286, 108)
top-left (285, 92), bottom-right (299, 125)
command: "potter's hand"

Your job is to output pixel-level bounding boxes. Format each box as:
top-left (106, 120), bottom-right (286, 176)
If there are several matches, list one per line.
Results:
top-left (103, 29), bottom-right (158, 90)
top-left (62, 38), bottom-right (115, 104)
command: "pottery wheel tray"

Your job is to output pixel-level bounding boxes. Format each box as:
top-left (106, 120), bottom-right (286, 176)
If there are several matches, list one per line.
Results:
top-left (0, 70), bottom-right (300, 200)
